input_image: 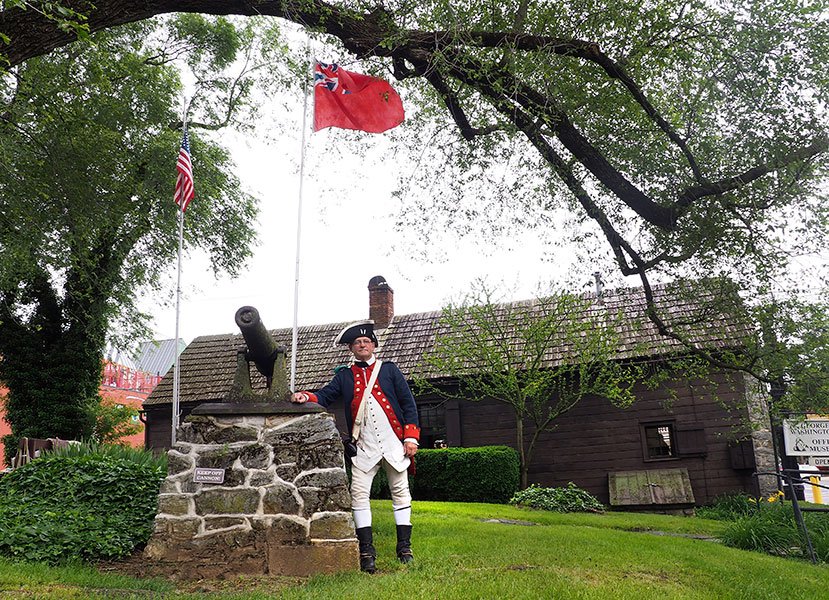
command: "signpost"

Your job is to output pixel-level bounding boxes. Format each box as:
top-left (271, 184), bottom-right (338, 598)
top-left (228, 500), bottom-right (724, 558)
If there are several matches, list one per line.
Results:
top-left (783, 419), bottom-right (829, 456)
top-left (193, 468), bottom-right (226, 484)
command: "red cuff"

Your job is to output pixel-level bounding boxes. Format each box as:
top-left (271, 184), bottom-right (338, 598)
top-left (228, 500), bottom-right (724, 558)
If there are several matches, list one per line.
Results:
top-left (305, 392), bottom-right (319, 404)
top-left (403, 424), bottom-right (420, 442)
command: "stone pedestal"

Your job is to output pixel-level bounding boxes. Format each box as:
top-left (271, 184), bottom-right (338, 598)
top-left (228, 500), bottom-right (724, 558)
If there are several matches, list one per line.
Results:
top-left (144, 404), bottom-right (358, 580)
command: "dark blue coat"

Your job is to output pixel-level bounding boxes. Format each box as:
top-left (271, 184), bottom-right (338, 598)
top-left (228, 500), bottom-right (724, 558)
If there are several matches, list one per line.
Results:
top-left (310, 361), bottom-right (420, 441)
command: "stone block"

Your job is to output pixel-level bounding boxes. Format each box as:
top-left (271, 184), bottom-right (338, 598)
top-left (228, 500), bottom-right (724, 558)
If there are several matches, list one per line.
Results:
top-left (298, 441), bottom-right (343, 471)
top-left (203, 516), bottom-right (248, 531)
top-left (197, 446), bottom-right (241, 470)
top-left (177, 416), bottom-right (215, 444)
top-left (275, 463), bottom-right (299, 481)
top-left (179, 478), bottom-right (201, 494)
top-left (203, 424), bottom-right (259, 445)
top-left (157, 494), bottom-right (192, 517)
top-left (299, 485), bottom-right (352, 517)
top-left (153, 516), bottom-right (201, 539)
top-left (159, 479), bottom-right (180, 494)
top-left (254, 515), bottom-right (309, 543)
top-left (273, 447), bottom-right (298, 465)
top-left (309, 512), bottom-right (355, 540)
top-left (239, 444), bottom-right (271, 469)
top-left (144, 517), bottom-right (202, 560)
top-left (294, 468), bottom-right (348, 489)
top-left (249, 469), bottom-right (276, 487)
top-left (262, 482), bottom-right (301, 515)
top-left (267, 541), bottom-right (359, 576)
top-left (195, 488), bottom-right (260, 516)
top-left (167, 450), bottom-right (194, 475)
top-left (262, 414), bottom-right (339, 448)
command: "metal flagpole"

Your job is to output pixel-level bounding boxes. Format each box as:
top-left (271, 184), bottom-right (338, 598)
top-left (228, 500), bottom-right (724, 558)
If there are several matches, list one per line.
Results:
top-left (291, 46), bottom-right (312, 391)
top-left (171, 197), bottom-right (184, 446)
top-left (172, 100), bottom-right (189, 447)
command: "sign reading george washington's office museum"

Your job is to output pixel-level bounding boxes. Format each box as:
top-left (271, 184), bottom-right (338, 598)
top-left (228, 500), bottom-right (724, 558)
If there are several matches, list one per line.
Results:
top-left (783, 419), bottom-right (829, 456)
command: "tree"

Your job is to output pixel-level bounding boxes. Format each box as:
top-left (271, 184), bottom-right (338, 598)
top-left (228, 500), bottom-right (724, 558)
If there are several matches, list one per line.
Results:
top-left (415, 283), bottom-right (641, 488)
top-left (92, 400), bottom-right (141, 445)
top-left (0, 1), bottom-right (827, 405)
top-left (0, 16), bottom-right (267, 458)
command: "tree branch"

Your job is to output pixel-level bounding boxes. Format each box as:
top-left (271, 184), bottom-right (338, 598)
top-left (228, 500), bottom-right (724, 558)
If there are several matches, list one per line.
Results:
top-left (673, 136), bottom-right (829, 211)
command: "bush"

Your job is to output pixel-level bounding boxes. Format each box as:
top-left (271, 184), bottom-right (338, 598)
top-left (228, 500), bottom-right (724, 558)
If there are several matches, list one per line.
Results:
top-left (697, 492), bottom-right (757, 521)
top-left (412, 446), bottom-right (520, 504)
top-left (509, 483), bottom-right (605, 513)
top-left (0, 443), bottom-right (166, 564)
top-left (720, 503), bottom-right (802, 558)
top-left (720, 501), bottom-right (829, 563)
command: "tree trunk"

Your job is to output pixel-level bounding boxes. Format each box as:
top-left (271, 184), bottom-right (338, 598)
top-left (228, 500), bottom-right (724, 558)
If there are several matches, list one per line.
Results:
top-left (516, 412), bottom-right (528, 489)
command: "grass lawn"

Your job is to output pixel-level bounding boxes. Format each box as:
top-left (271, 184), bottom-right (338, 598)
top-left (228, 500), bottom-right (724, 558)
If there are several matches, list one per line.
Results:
top-left (1, 500), bottom-right (827, 599)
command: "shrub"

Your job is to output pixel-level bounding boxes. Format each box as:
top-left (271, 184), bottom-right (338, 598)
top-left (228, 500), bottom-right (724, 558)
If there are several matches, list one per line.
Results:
top-left (720, 503), bottom-right (802, 558)
top-left (509, 483), bottom-right (605, 513)
top-left (697, 492), bottom-right (757, 521)
top-left (0, 444), bottom-right (166, 564)
top-left (720, 501), bottom-right (829, 563)
top-left (412, 446), bottom-right (520, 504)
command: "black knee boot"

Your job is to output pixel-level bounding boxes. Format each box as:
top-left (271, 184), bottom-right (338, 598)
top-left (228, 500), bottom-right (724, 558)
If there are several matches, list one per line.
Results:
top-left (396, 524), bottom-right (414, 564)
top-left (355, 526), bottom-right (376, 573)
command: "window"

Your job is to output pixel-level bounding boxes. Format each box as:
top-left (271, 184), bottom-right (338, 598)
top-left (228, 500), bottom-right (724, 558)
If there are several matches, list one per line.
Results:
top-left (641, 422), bottom-right (677, 460)
top-left (417, 402), bottom-right (447, 449)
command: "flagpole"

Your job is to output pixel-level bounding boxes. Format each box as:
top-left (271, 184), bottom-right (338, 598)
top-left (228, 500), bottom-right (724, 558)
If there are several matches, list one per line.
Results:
top-left (171, 100), bottom-right (189, 447)
top-left (291, 47), bottom-right (312, 392)
top-left (171, 198), bottom-right (184, 446)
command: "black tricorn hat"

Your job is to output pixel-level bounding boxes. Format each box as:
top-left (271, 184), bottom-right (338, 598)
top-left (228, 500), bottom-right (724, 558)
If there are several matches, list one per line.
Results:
top-left (334, 320), bottom-right (378, 347)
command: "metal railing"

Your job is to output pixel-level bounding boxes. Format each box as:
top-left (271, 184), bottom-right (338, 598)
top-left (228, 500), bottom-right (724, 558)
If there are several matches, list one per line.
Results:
top-left (753, 470), bottom-right (829, 564)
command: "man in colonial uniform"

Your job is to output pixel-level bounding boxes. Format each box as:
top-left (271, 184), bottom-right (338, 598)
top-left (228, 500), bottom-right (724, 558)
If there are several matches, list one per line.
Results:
top-left (290, 320), bottom-right (420, 573)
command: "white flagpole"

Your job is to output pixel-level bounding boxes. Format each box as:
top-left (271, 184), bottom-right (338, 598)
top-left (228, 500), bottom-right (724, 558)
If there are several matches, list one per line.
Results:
top-left (172, 100), bottom-right (188, 447)
top-left (291, 47), bottom-right (312, 391)
top-left (171, 199), bottom-right (184, 446)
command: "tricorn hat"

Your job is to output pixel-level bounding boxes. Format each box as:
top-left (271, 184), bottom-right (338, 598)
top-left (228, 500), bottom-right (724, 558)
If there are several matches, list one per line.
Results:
top-left (334, 320), bottom-right (378, 347)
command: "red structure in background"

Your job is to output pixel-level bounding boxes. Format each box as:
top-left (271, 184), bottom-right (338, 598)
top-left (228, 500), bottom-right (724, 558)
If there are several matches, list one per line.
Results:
top-left (0, 385), bottom-right (11, 466)
top-left (100, 359), bottom-right (156, 449)
top-left (102, 360), bottom-right (162, 394)
top-left (1, 358), bottom-right (167, 465)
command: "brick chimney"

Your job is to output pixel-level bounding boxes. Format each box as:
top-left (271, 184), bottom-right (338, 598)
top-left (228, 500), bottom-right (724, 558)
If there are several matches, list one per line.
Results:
top-left (368, 275), bottom-right (394, 329)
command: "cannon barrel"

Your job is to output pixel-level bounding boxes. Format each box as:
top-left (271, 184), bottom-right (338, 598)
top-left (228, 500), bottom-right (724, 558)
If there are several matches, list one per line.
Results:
top-left (235, 305), bottom-right (278, 381)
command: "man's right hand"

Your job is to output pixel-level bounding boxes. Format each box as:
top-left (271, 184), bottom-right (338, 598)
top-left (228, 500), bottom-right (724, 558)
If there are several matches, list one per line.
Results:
top-left (290, 392), bottom-right (308, 404)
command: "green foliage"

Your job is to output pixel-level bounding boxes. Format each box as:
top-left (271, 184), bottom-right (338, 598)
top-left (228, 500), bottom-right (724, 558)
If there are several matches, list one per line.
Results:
top-left (47, 440), bottom-right (167, 470)
top-left (416, 282), bottom-right (642, 486)
top-left (719, 501), bottom-right (829, 563)
top-left (91, 399), bottom-right (141, 445)
top-left (697, 492), bottom-right (757, 521)
top-left (0, 16), bottom-right (268, 459)
top-left (509, 483), bottom-right (605, 513)
top-left (411, 446), bottom-right (520, 504)
top-left (0, 447), bottom-right (166, 563)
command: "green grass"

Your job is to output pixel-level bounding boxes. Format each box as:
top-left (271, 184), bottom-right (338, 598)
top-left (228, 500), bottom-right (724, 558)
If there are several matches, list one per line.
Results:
top-left (1, 500), bottom-right (827, 599)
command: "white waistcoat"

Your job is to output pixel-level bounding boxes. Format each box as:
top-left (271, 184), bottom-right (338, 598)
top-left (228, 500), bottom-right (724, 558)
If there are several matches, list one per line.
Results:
top-left (352, 390), bottom-right (410, 473)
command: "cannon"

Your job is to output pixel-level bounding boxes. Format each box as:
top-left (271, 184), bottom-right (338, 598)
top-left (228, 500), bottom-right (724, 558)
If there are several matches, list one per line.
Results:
top-left (235, 306), bottom-right (281, 385)
top-left (225, 306), bottom-right (290, 402)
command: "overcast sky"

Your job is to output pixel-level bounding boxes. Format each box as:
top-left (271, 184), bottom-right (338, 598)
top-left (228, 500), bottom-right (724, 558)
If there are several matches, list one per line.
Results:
top-left (141, 103), bottom-right (587, 345)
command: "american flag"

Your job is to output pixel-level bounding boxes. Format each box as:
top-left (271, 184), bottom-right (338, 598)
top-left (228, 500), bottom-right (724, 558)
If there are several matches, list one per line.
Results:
top-left (174, 128), bottom-right (194, 212)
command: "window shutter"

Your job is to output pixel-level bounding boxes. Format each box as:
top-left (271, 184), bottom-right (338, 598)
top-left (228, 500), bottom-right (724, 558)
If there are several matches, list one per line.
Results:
top-left (676, 423), bottom-right (707, 457)
top-left (728, 439), bottom-right (756, 470)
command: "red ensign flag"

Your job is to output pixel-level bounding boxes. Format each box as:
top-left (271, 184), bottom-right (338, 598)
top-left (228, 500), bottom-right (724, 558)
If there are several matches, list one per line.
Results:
top-left (313, 62), bottom-right (404, 133)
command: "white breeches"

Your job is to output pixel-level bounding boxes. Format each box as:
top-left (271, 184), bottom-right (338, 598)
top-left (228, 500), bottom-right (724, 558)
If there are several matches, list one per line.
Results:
top-left (351, 459), bottom-right (412, 527)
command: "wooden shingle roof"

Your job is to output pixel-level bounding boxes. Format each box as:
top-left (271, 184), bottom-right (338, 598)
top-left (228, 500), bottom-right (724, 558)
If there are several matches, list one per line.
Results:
top-left (145, 279), bottom-right (750, 406)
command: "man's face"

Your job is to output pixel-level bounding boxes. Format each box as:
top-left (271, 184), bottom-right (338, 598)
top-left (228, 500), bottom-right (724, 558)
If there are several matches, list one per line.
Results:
top-left (349, 337), bottom-right (375, 361)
